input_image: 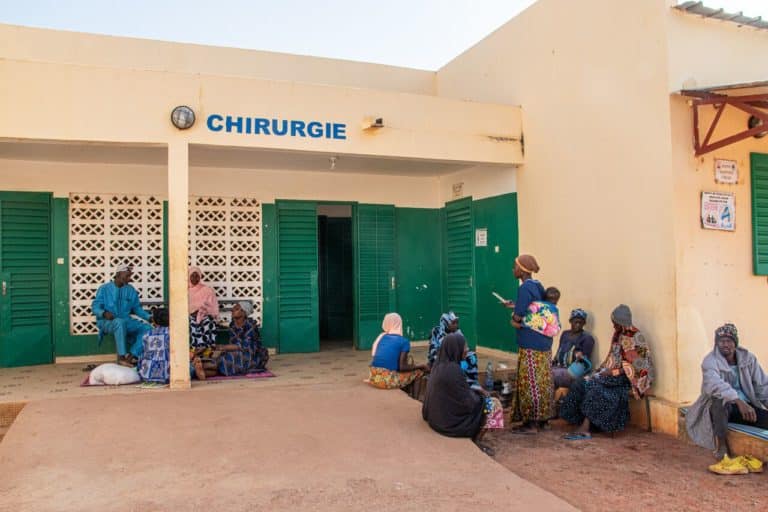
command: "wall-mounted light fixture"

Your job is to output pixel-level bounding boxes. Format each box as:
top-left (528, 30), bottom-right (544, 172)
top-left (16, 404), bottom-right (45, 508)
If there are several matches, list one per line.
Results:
top-left (171, 105), bottom-right (196, 130)
top-left (329, 156), bottom-right (338, 170)
top-left (361, 116), bottom-right (384, 130)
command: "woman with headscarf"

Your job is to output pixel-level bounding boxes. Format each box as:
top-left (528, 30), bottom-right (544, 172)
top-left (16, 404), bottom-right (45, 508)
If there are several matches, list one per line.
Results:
top-left (560, 304), bottom-right (654, 440)
top-left (368, 312), bottom-right (429, 389)
top-left (428, 312), bottom-right (479, 387)
top-left (422, 333), bottom-right (504, 455)
top-left (188, 266), bottom-right (221, 350)
top-left (552, 308), bottom-right (596, 389)
top-left (217, 300), bottom-right (268, 376)
top-left (507, 254), bottom-right (555, 433)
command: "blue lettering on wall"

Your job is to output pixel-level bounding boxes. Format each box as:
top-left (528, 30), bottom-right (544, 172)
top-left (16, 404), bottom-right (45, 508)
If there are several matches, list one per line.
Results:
top-left (206, 114), bottom-right (347, 140)
top-left (207, 114), bottom-right (224, 132)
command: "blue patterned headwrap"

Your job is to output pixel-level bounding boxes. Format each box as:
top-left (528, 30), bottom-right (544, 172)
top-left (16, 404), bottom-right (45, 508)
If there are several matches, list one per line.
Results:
top-left (569, 308), bottom-right (588, 321)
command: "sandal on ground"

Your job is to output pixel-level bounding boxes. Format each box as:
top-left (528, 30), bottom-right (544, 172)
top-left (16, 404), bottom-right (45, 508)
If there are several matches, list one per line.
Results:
top-left (510, 426), bottom-right (537, 435)
top-left (117, 356), bottom-right (135, 368)
top-left (563, 432), bottom-right (592, 441)
top-left (474, 441), bottom-right (496, 456)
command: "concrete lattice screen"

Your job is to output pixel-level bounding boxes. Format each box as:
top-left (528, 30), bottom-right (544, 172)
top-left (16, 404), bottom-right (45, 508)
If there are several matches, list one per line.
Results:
top-left (68, 194), bottom-right (262, 335)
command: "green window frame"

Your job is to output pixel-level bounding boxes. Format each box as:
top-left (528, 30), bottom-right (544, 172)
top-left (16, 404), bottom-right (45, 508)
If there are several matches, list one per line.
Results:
top-left (752, 153), bottom-right (768, 275)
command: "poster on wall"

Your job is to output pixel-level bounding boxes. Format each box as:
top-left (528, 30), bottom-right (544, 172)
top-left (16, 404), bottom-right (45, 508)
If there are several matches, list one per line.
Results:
top-left (701, 191), bottom-right (735, 231)
top-left (475, 228), bottom-right (488, 247)
top-left (715, 159), bottom-right (738, 184)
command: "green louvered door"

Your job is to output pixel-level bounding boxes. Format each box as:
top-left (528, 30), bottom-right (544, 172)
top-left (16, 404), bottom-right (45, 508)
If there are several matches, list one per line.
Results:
top-left (276, 201), bottom-right (319, 353)
top-left (752, 153), bottom-right (768, 275)
top-left (444, 197), bottom-right (477, 346)
top-left (0, 192), bottom-right (54, 367)
top-left (355, 204), bottom-right (396, 350)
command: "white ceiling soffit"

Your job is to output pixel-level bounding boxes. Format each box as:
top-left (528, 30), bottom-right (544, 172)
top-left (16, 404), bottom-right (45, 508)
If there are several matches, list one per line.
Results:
top-left (189, 145), bottom-right (474, 177)
top-left (674, 1), bottom-right (768, 30)
top-left (0, 140), bottom-right (480, 177)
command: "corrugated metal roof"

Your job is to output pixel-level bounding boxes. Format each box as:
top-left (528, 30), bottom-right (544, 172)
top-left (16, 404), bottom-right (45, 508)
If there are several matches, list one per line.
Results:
top-left (674, 1), bottom-right (768, 30)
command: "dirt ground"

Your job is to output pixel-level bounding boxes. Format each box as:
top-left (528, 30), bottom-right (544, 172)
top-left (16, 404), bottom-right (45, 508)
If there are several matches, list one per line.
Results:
top-left (486, 420), bottom-right (767, 511)
top-left (0, 384), bottom-right (575, 512)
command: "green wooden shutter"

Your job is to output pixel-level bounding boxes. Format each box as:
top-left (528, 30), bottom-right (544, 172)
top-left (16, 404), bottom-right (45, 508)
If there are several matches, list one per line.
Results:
top-left (752, 153), bottom-right (768, 275)
top-left (355, 204), bottom-right (396, 350)
top-left (0, 192), bottom-right (54, 367)
top-left (276, 201), bottom-right (318, 353)
top-left (444, 197), bottom-right (476, 346)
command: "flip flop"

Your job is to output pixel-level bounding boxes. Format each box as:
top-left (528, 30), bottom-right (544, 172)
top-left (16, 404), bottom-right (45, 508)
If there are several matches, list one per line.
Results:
top-left (476, 443), bottom-right (496, 456)
top-left (510, 427), bottom-right (537, 435)
top-left (563, 432), bottom-right (592, 441)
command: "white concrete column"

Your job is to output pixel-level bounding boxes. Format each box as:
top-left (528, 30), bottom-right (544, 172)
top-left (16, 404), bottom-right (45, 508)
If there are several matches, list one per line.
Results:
top-left (167, 141), bottom-right (191, 390)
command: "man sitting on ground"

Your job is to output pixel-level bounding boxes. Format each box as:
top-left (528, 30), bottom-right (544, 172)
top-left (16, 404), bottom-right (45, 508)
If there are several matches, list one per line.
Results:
top-left (92, 264), bottom-right (152, 367)
top-left (686, 323), bottom-right (768, 475)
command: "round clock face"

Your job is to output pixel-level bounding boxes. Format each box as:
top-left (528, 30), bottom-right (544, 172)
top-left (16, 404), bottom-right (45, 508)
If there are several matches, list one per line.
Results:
top-left (748, 115), bottom-right (767, 139)
top-left (171, 106), bottom-right (196, 130)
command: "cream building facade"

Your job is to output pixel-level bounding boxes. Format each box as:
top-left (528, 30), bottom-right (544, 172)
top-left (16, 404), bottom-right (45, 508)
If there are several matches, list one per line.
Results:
top-left (1, 0), bottom-right (767, 435)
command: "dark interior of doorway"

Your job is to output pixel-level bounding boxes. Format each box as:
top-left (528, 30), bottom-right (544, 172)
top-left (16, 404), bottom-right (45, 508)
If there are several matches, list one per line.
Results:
top-left (318, 205), bottom-right (353, 350)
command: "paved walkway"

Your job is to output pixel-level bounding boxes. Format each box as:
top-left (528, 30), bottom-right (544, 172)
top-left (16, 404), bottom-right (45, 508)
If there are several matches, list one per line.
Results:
top-left (0, 382), bottom-right (574, 512)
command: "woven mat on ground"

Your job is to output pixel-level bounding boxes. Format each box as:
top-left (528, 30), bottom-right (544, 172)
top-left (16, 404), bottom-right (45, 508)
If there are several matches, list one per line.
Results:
top-left (204, 370), bottom-right (275, 381)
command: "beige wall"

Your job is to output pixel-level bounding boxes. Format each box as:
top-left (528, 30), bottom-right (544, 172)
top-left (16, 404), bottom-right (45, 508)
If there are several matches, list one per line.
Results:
top-left (438, 165), bottom-right (517, 204)
top-left (670, 95), bottom-right (768, 403)
top-left (0, 58), bottom-right (522, 165)
top-left (0, 23), bottom-right (436, 95)
top-left (438, 0), bottom-right (682, 403)
top-left (0, 158), bottom-right (442, 207)
top-left (666, 6), bottom-right (768, 91)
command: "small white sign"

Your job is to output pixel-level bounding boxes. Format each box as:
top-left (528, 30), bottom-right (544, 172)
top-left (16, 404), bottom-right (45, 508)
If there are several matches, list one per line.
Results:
top-left (701, 191), bottom-right (735, 231)
top-left (452, 182), bottom-right (464, 199)
top-left (475, 228), bottom-right (488, 247)
top-left (715, 159), bottom-right (738, 184)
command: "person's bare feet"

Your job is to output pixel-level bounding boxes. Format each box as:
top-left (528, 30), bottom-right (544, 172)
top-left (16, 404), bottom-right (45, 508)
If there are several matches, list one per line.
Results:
top-left (193, 357), bottom-right (206, 380)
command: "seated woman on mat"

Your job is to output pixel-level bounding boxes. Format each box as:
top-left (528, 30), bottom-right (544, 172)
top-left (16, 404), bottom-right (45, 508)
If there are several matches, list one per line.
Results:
top-left (368, 312), bottom-right (429, 389)
top-left (188, 266), bottom-right (220, 351)
top-left (217, 301), bottom-right (269, 376)
top-left (560, 304), bottom-right (654, 440)
top-left (422, 333), bottom-right (504, 456)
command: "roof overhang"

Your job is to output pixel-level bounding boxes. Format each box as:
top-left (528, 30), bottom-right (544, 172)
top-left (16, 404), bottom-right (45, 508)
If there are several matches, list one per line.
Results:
top-left (680, 83), bottom-right (768, 156)
top-left (674, 2), bottom-right (768, 31)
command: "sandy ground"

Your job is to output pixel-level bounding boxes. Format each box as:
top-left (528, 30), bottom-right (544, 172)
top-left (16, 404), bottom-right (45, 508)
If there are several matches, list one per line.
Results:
top-left (0, 384), bottom-right (575, 512)
top-left (486, 420), bottom-right (767, 511)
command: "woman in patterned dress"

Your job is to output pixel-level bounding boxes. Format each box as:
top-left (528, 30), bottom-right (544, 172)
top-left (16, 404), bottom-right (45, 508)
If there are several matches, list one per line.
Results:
top-left (560, 304), bottom-right (654, 440)
top-left (217, 301), bottom-right (269, 376)
top-left (506, 254), bottom-right (556, 434)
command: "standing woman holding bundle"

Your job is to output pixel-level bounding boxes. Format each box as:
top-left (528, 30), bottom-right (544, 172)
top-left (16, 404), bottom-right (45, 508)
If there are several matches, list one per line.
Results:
top-left (507, 254), bottom-right (555, 434)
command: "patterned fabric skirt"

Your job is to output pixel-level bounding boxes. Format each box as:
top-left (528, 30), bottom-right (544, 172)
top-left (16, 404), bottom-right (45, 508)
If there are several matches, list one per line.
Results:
top-left (218, 346), bottom-right (269, 376)
top-left (559, 375), bottom-right (631, 433)
top-left (189, 314), bottom-right (218, 349)
top-left (514, 348), bottom-right (554, 422)
top-left (483, 397), bottom-right (505, 429)
top-left (367, 366), bottom-right (424, 390)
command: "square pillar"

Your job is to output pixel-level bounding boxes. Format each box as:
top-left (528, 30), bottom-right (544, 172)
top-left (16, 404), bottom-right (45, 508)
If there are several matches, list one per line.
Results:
top-left (168, 141), bottom-right (191, 390)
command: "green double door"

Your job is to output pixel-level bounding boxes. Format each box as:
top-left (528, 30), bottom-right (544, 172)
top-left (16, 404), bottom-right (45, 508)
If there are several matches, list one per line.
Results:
top-left (0, 192), bottom-right (54, 367)
top-left (276, 201), bottom-right (395, 352)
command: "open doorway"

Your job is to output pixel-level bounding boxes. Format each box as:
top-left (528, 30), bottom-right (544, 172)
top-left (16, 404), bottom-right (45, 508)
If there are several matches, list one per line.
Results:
top-left (317, 204), bottom-right (353, 350)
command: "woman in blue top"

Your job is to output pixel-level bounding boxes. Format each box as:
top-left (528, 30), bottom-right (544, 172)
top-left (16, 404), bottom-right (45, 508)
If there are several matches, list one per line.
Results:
top-left (505, 254), bottom-right (555, 433)
top-left (368, 313), bottom-right (429, 389)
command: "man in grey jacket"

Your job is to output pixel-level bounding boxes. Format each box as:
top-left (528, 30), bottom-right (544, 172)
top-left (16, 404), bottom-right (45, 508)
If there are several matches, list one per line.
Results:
top-left (686, 323), bottom-right (768, 473)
